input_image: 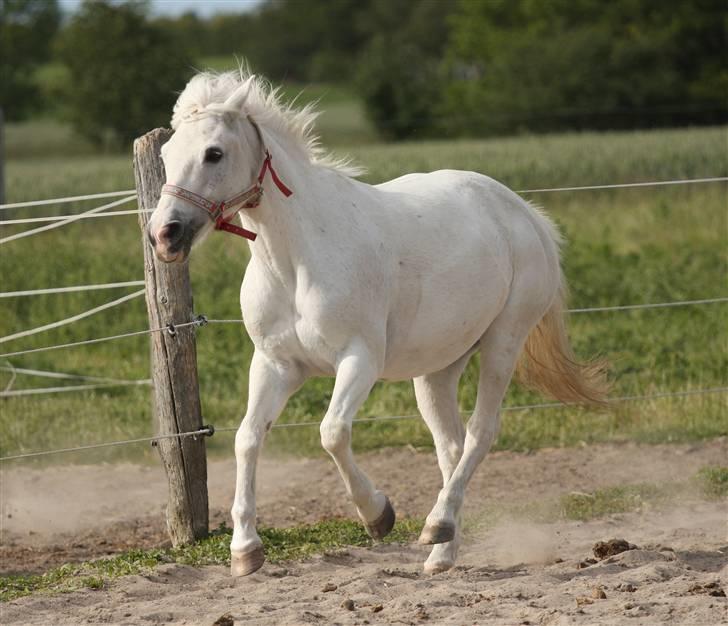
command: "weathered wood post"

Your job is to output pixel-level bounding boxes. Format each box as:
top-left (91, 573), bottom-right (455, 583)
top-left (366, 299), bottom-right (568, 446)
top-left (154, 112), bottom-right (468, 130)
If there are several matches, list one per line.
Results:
top-left (133, 128), bottom-right (209, 545)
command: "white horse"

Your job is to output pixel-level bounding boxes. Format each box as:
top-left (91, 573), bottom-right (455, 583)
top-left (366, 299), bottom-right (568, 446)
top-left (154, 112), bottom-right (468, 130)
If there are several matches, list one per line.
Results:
top-left (147, 71), bottom-right (607, 577)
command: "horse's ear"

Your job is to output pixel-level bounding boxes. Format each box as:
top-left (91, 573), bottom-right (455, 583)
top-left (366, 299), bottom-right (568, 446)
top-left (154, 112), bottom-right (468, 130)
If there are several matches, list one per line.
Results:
top-left (224, 75), bottom-right (256, 110)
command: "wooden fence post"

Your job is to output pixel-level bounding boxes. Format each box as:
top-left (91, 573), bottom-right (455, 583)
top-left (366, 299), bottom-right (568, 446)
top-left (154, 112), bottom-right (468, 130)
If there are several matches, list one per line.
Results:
top-left (133, 128), bottom-right (209, 545)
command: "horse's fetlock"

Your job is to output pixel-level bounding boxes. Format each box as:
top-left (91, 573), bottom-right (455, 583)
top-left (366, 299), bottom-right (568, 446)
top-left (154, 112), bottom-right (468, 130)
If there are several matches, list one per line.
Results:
top-left (231, 504), bottom-right (246, 521)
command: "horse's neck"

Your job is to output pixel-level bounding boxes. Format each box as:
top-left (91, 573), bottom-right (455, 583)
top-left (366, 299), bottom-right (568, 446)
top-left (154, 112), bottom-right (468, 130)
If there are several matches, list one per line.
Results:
top-left (239, 138), bottom-right (332, 283)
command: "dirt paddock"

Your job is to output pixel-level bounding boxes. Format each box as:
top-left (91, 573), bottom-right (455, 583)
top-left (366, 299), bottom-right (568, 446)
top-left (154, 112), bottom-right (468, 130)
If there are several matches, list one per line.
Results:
top-left (1, 440), bottom-right (726, 624)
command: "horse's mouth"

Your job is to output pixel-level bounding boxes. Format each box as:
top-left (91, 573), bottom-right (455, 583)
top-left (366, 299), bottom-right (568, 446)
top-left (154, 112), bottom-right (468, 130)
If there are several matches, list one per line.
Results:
top-left (155, 246), bottom-right (189, 264)
top-left (152, 230), bottom-right (196, 264)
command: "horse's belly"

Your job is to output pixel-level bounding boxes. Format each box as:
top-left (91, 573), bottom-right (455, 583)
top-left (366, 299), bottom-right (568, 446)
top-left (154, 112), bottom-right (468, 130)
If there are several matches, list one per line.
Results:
top-left (381, 263), bottom-right (509, 380)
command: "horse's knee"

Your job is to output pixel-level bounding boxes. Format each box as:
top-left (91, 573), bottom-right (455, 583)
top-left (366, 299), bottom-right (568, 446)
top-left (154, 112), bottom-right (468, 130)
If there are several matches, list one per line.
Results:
top-left (445, 440), bottom-right (463, 464)
top-left (235, 422), bottom-right (265, 457)
top-left (320, 417), bottom-right (350, 455)
top-left (466, 411), bottom-right (501, 447)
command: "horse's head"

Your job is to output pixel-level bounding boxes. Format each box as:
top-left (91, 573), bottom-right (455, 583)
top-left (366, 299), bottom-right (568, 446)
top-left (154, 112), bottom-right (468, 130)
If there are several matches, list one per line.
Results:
top-left (148, 76), bottom-right (260, 263)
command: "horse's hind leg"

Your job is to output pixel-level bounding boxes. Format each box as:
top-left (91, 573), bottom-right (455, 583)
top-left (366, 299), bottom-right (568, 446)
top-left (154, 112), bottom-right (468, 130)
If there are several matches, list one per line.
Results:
top-left (413, 350), bottom-right (470, 573)
top-left (320, 340), bottom-right (395, 538)
top-left (419, 309), bottom-right (536, 547)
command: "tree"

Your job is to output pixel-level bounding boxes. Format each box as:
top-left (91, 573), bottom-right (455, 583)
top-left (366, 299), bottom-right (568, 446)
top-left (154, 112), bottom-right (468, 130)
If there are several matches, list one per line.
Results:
top-left (0, 0), bottom-right (61, 120)
top-left (56, 0), bottom-right (194, 148)
top-left (442, 0), bottom-right (728, 136)
top-left (356, 0), bottom-right (455, 139)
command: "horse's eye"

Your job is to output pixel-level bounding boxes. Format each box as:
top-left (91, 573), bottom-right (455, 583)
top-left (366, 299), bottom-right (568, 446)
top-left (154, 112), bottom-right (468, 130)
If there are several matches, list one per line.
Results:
top-left (204, 147), bottom-right (223, 163)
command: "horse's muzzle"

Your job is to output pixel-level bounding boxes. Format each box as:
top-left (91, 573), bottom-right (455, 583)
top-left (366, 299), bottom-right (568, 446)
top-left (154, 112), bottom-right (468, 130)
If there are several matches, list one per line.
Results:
top-left (148, 221), bottom-right (189, 263)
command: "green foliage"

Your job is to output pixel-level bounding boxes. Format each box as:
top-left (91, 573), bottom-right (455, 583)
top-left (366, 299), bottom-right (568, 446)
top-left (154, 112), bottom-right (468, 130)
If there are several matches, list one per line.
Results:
top-left (0, 0), bottom-right (61, 120)
top-left (55, 0), bottom-right (194, 148)
top-left (443, 0), bottom-right (728, 135)
top-left (172, 0), bottom-right (727, 137)
top-left (155, 0), bottom-right (366, 83)
top-left (356, 37), bottom-right (438, 140)
top-left (20, 0), bottom-right (728, 140)
top-left (356, 0), bottom-right (454, 139)
top-left (252, 0), bottom-right (365, 82)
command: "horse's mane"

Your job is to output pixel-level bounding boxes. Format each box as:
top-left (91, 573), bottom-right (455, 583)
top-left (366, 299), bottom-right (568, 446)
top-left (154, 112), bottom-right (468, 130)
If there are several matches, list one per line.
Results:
top-left (171, 69), bottom-right (363, 178)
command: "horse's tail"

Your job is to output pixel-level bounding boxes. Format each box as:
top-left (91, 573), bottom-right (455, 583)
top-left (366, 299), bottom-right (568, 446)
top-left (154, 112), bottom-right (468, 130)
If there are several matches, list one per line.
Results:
top-left (516, 262), bottom-right (609, 407)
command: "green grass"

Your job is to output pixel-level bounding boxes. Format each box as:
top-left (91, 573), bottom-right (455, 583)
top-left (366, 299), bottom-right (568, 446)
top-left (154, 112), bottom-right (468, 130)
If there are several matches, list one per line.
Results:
top-left (555, 483), bottom-right (672, 521)
top-left (1, 123), bottom-right (726, 463)
top-left (694, 466), bottom-right (728, 499)
top-left (0, 518), bottom-right (421, 602)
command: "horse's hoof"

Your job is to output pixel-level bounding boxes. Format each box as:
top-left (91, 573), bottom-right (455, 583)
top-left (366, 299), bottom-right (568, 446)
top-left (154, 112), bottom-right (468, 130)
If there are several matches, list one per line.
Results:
top-left (423, 560), bottom-right (454, 575)
top-left (418, 521), bottom-right (455, 545)
top-left (365, 496), bottom-right (396, 539)
top-left (230, 545), bottom-right (265, 577)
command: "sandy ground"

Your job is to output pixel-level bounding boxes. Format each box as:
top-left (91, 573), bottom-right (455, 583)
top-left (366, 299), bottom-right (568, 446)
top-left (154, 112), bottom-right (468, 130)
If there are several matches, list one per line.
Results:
top-left (1, 439), bottom-right (727, 624)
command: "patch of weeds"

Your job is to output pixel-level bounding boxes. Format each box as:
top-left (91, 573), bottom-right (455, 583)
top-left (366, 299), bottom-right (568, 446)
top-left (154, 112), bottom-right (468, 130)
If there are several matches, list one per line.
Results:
top-left (500, 482), bottom-right (678, 525)
top-left (694, 466), bottom-right (728, 499)
top-left (0, 517), bottom-right (421, 603)
top-left (557, 484), bottom-right (672, 521)
top-left (80, 576), bottom-right (104, 590)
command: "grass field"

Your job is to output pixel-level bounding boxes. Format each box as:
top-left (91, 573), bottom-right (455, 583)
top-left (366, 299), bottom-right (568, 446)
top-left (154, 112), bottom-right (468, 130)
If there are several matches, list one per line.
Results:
top-left (1, 103), bottom-right (726, 464)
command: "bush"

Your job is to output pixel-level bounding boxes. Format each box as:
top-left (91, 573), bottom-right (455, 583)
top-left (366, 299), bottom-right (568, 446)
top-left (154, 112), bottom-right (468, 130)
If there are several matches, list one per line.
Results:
top-left (0, 0), bottom-right (61, 120)
top-left (357, 36), bottom-right (442, 140)
top-left (355, 0), bottom-right (454, 140)
top-left (56, 1), bottom-right (193, 148)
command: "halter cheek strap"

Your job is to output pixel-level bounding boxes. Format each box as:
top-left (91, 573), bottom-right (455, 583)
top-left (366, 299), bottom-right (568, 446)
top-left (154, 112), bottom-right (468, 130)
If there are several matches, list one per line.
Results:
top-left (160, 149), bottom-right (292, 242)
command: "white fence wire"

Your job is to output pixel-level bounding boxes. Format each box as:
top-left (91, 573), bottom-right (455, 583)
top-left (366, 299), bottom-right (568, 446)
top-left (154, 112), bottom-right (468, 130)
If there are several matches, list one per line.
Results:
top-left (0, 190), bottom-right (136, 210)
top-left (0, 364), bottom-right (151, 385)
top-left (0, 381), bottom-right (151, 398)
top-left (0, 281), bottom-right (145, 298)
top-left (0, 195), bottom-right (136, 245)
top-left (0, 209), bottom-right (151, 225)
top-left (1, 296), bottom-right (725, 360)
top-left (0, 427), bottom-right (214, 462)
top-left (0, 176), bottom-right (724, 214)
top-left (516, 176), bottom-right (728, 194)
top-left (0, 289), bottom-right (145, 345)
top-left (0, 316), bottom-right (207, 359)
top-left (0, 365), bottom-right (152, 397)
top-left (1, 386), bottom-right (725, 462)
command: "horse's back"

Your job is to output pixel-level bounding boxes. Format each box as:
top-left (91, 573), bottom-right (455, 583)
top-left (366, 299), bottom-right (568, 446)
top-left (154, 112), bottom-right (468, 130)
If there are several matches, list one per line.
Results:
top-left (376, 169), bottom-right (516, 206)
top-left (375, 168), bottom-right (559, 275)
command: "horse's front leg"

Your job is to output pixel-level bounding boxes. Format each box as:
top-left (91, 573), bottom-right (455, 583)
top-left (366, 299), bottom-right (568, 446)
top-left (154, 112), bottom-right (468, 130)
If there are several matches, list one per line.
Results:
top-left (230, 350), bottom-right (304, 577)
top-left (320, 340), bottom-right (395, 538)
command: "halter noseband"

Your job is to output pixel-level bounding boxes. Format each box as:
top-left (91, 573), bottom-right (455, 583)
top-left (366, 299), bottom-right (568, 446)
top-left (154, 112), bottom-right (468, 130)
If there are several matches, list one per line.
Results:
top-left (161, 149), bottom-right (292, 242)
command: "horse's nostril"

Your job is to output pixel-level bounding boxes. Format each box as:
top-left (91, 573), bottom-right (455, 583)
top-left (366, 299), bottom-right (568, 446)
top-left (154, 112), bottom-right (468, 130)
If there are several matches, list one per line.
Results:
top-left (157, 220), bottom-right (184, 246)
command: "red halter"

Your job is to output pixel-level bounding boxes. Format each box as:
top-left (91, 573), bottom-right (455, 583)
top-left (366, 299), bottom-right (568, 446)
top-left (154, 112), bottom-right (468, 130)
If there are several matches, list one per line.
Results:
top-left (161, 150), bottom-right (292, 242)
